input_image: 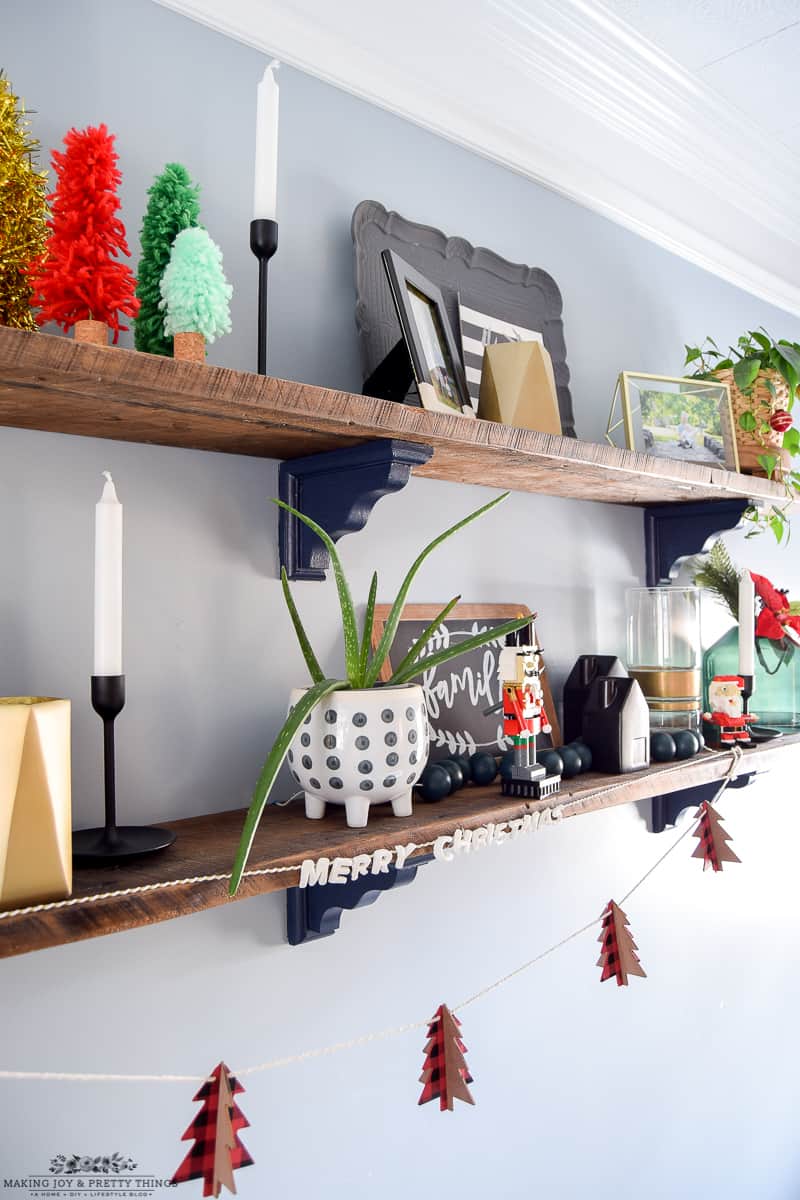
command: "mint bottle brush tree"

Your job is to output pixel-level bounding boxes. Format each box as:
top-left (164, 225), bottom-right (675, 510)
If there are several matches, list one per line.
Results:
top-left (230, 491), bottom-right (531, 894)
top-left (159, 227), bottom-right (232, 362)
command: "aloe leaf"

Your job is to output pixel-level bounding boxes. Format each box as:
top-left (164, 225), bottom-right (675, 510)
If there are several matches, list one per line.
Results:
top-left (391, 615), bottom-right (532, 685)
top-left (280, 567), bottom-right (324, 684)
top-left (273, 499), bottom-right (360, 685)
top-left (388, 595), bottom-right (461, 683)
top-left (230, 676), bottom-right (347, 894)
top-left (363, 492), bottom-right (510, 688)
top-left (357, 571), bottom-right (378, 687)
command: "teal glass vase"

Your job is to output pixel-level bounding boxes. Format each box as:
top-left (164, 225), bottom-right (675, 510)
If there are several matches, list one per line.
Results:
top-left (703, 628), bottom-right (800, 727)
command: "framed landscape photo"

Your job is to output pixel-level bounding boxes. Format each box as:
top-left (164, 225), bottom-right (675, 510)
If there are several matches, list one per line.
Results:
top-left (381, 249), bottom-right (473, 416)
top-left (606, 372), bottom-right (739, 471)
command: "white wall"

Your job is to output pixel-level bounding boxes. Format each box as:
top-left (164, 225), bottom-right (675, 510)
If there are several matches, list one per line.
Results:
top-left (2, 2), bottom-right (800, 1197)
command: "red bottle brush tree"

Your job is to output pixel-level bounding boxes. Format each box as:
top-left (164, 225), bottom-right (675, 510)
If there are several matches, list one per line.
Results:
top-left (418, 1003), bottom-right (475, 1111)
top-left (29, 124), bottom-right (139, 342)
top-left (171, 1062), bottom-right (253, 1197)
top-left (597, 899), bottom-right (647, 986)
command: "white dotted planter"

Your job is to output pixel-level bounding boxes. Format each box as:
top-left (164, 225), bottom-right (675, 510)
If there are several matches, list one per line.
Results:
top-left (286, 685), bottom-right (429, 827)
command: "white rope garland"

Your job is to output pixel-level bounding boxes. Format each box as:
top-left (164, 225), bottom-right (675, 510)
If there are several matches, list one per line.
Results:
top-left (0, 749), bottom-right (742, 1085)
top-left (0, 747), bottom-right (736, 923)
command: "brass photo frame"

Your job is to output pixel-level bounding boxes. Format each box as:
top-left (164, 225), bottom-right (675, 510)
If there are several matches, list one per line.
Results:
top-left (606, 372), bottom-right (739, 471)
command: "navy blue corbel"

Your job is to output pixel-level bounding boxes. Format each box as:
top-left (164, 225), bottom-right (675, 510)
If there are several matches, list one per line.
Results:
top-left (279, 438), bottom-right (433, 580)
top-left (650, 771), bottom-right (758, 834)
top-left (286, 853), bottom-right (433, 944)
top-left (643, 499), bottom-right (749, 586)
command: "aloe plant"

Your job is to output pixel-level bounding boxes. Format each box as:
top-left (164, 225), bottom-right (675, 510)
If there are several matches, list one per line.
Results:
top-left (230, 490), bottom-right (529, 893)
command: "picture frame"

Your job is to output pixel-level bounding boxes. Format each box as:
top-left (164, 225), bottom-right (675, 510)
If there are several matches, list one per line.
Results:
top-left (352, 200), bottom-right (577, 436)
top-left (371, 602), bottom-right (562, 758)
top-left (606, 372), bottom-right (739, 472)
top-left (380, 250), bottom-right (473, 416)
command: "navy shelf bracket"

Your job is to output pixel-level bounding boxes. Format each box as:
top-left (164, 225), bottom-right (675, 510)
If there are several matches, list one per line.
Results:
top-left (643, 498), bottom-right (750, 587)
top-left (286, 854), bottom-right (433, 944)
top-left (650, 770), bottom-right (759, 834)
top-left (279, 439), bottom-right (434, 580)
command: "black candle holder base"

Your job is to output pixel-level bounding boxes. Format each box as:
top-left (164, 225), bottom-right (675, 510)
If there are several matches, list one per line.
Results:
top-left (72, 824), bottom-right (176, 865)
top-left (73, 674), bottom-right (177, 867)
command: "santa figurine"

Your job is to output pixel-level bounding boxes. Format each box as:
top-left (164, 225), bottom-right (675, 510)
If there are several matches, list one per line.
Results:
top-left (498, 624), bottom-right (561, 798)
top-left (703, 675), bottom-right (758, 747)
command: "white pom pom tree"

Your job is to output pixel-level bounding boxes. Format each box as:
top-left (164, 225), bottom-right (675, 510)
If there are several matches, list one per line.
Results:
top-left (159, 226), bottom-right (232, 361)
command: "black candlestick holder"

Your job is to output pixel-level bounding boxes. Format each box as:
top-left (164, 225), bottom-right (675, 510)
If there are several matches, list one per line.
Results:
top-left (72, 675), bottom-right (176, 865)
top-left (250, 218), bottom-right (278, 374)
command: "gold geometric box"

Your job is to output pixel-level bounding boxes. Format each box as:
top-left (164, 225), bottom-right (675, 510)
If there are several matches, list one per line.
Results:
top-left (0, 697), bottom-right (71, 908)
top-left (478, 341), bottom-right (562, 434)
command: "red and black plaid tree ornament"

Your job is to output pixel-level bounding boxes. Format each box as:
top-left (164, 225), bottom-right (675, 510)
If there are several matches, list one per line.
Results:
top-left (171, 1062), bottom-right (253, 1197)
top-left (597, 900), bottom-right (647, 986)
top-left (418, 1003), bottom-right (475, 1111)
top-left (692, 800), bottom-right (740, 872)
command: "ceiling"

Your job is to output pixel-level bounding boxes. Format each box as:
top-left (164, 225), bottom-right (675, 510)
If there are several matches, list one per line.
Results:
top-left (604, 0), bottom-right (800, 145)
top-left (155, 0), bottom-right (800, 315)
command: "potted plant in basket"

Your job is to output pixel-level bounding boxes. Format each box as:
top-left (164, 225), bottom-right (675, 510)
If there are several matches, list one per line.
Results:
top-left (229, 491), bottom-right (530, 894)
top-left (684, 330), bottom-right (800, 541)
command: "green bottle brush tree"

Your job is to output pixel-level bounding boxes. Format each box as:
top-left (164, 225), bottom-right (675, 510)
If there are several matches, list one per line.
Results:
top-left (230, 491), bottom-right (530, 893)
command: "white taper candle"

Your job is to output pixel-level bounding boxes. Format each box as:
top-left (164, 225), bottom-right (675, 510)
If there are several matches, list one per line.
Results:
top-left (738, 569), bottom-right (755, 681)
top-left (94, 471), bottom-right (123, 676)
top-left (253, 60), bottom-right (280, 221)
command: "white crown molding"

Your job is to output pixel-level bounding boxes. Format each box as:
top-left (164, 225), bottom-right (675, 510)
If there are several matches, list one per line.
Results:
top-left (154, 0), bottom-right (800, 317)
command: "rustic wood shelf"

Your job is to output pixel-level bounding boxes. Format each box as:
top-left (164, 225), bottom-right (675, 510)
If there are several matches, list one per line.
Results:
top-left (2, 734), bottom-right (795, 959)
top-left (0, 328), bottom-right (784, 506)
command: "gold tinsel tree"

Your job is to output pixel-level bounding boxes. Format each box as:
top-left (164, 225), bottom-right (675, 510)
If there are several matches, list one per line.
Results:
top-left (0, 72), bottom-right (48, 330)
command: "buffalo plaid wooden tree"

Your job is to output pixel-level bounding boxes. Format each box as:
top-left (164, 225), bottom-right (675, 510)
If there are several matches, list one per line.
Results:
top-left (597, 900), bottom-right (647, 986)
top-left (692, 800), bottom-right (740, 872)
top-left (171, 1062), bottom-right (253, 1197)
top-left (418, 1003), bottom-right (475, 1111)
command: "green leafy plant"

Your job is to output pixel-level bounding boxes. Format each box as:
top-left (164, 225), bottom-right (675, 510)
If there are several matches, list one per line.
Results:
top-left (684, 329), bottom-right (800, 542)
top-left (230, 491), bottom-right (530, 893)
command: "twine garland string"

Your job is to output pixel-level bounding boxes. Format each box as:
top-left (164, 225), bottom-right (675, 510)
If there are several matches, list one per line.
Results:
top-left (0, 747), bottom-right (743, 1085)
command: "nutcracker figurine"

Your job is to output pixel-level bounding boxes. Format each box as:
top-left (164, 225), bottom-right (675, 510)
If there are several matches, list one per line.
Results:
top-left (702, 675), bottom-right (757, 748)
top-left (498, 624), bottom-right (561, 799)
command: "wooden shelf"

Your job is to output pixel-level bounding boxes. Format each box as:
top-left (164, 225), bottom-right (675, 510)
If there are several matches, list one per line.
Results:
top-left (0, 328), bottom-right (783, 507)
top-left (2, 734), bottom-right (796, 959)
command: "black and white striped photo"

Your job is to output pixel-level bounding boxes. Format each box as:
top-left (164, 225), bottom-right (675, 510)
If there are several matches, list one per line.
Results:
top-left (459, 304), bottom-right (542, 412)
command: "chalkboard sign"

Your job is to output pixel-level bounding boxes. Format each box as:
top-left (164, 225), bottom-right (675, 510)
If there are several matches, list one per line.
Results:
top-left (372, 603), bottom-right (561, 760)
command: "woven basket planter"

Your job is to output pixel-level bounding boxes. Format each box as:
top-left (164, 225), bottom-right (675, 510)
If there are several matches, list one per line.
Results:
top-left (715, 367), bottom-right (791, 477)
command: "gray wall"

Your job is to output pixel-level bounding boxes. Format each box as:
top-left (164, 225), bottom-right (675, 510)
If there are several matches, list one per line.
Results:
top-left (2, 2), bottom-right (800, 1197)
